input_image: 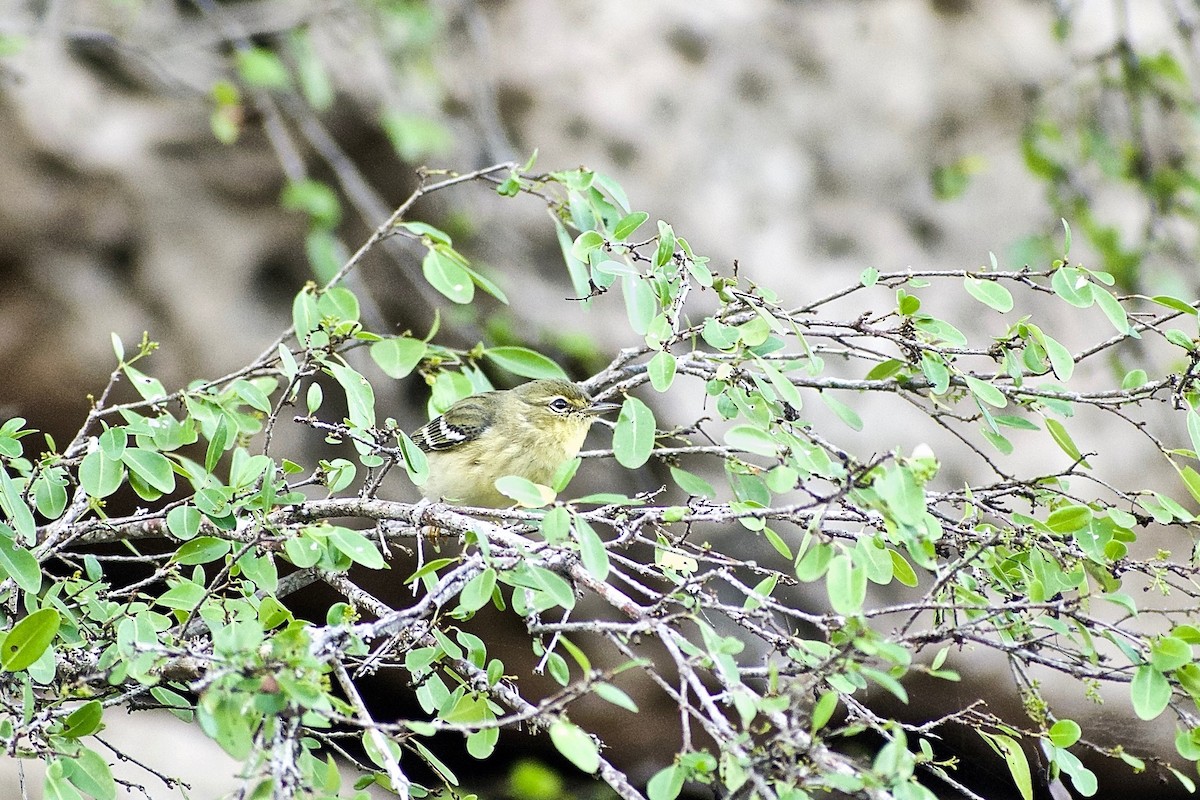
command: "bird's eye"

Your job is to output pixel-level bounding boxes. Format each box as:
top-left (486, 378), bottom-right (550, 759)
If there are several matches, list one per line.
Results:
top-left (549, 397), bottom-right (572, 413)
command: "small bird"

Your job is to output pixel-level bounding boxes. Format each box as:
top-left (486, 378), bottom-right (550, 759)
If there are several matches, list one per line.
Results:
top-left (412, 379), bottom-right (620, 507)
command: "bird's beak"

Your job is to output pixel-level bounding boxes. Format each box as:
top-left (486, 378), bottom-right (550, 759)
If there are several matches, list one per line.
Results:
top-left (584, 401), bottom-right (622, 416)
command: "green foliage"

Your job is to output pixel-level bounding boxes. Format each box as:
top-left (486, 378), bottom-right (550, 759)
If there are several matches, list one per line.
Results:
top-left (7, 156), bottom-right (1200, 799)
top-left (1016, 39), bottom-right (1200, 291)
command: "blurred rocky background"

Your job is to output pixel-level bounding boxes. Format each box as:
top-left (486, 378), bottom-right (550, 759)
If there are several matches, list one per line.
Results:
top-left (2, 0), bottom-right (1199, 797)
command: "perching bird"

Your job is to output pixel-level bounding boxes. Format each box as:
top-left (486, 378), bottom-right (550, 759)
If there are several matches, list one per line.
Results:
top-left (411, 378), bottom-right (620, 507)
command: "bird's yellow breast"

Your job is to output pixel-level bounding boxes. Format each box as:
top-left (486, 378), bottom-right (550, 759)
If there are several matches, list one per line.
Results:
top-left (420, 416), bottom-right (591, 507)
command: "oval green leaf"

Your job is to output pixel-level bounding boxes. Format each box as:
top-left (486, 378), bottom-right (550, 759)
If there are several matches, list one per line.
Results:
top-left (484, 347), bottom-right (568, 380)
top-left (370, 337), bottom-right (427, 379)
top-left (423, 249), bottom-right (474, 304)
top-left (549, 719), bottom-right (600, 774)
top-left (1130, 664), bottom-right (1170, 720)
top-left (79, 450), bottom-right (124, 499)
top-left (613, 396), bottom-right (655, 469)
top-left (1, 607), bottom-right (61, 672)
top-left (964, 276), bottom-right (1014, 312)
top-left (121, 448), bottom-right (176, 494)
top-left (724, 425), bottom-right (779, 458)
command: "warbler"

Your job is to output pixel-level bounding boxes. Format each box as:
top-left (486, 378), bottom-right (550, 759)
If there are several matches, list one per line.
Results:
top-left (412, 378), bottom-right (620, 507)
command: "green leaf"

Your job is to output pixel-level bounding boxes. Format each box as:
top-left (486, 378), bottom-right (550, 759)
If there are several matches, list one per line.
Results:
top-left (63, 747), bottom-right (116, 800)
top-left (1048, 719), bottom-right (1081, 748)
top-left (1188, 410), bottom-right (1200, 460)
top-left (1, 607), bottom-right (61, 672)
top-left (1180, 466), bottom-right (1200, 505)
top-left (964, 376), bottom-right (1007, 408)
top-left (1150, 295), bottom-right (1198, 315)
top-left (381, 112), bottom-right (451, 162)
top-left (458, 568), bottom-right (497, 613)
top-left (670, 466), bottom-right (716, 499)
top-left (317, 286), bottom-right (359, 324)
top-left (702, 318), bottom-right (739, 350)
top-left (423, 249), bottom-right (474, 304)
top-left (648, 351), bottom-right (676, 392)
top-left (31, 470), bottom-right (66, 522)
top-left (756, 358), bottom-right (803, 410)
top-left (890, 549), bottom-right (919, 587)
top-left (571, 230), bottom-right (604, 261)
top-left (156, 581), bottom-right (206, 612)
top-left (795, 540), bottom-right (833, 582)
top-left (594, 682), bottom-right (638, 713)
top-left (284, 530), bottom-right (324, 569)
top-left (613, 211), bottom-right (650, 241)
top-left (1051, 267), bottom-right (1094, 308)
top-left (826, 552), bottom-right (865, 615)
top-left (1177, 727), bottom-right (1200, 760)
top-left (866, 359), bottom-right (906, 381)
top-left (0, 466), bottom-right (35, 545)
top-left (820, 392), bottom-right (863, 431)
top-left (79, 450), bottom-right (124, 500)
top-left (236, 46), bottom-right (290, 88)
top-left (282, 179), bottom-right (340, 228)
top-left (549, 719), bottom-right (600, 774)
top-left (495, 475), bottom-right (554, 508)
top-left (553, 218), bottom-right (591, 304)
top-left (592, 170), bottom-right (630, 212)
top-left (995, 415), bottom-right (1041, 431)
top-left (980, 732), bottom-right (1033, 800)
top-left (397, 430), bottom-right (429, 487)
top-left (121, 448), bottom-right (176, 494)
top-left (232, 380), bottom-right (272, 414)
top-left (574, 518), bottom-right (609, 581)
top-left (0, 531), bottom-right (41, 594)
top-left (44, 764), bottom-right (84, 800)
top-left (744, 574), bottom-right (779, 610)
top-left (524, 564), bottom-right (576, 610)
top-left (123, 364), bottom-right (167, 402)
top-left (613, 396), bottom-right (655, 469)
top-left (305, 229), bottom-right (341, 282)
top-left (920, 351), bottom-right (951, 395)
top-left (61, 701), bottom-right (104, 739)
top-left (290, 29), bottom-right (333, 111)
top-left (463, 264), bottom-right (510, 304)
top-left (173, 537), bottom-right (232, 565)
top-left (1150, 636), bottom-right (1192, 673)
top-left (1130, 664), bottom-right (1170, 720)
top-left (1171, 770), bottom-right (1196, 795)
top-left (653, 220), bottom-right (676, 268)
top-left (166, 505), bottom-right (203, 540)
top-left (1167, 329), bottom-right (1196, 351)
top-left (1035, 329), bottom-right (1075, 380)
top-left (1046, 505), bottom-right (1092, 533)
top-left (1044, 418), bottom-right (1090, 467)
top-left (292, 287), bottom-right (321, 340)
top-left (724, 425), bottom-right (779, 458)
top-left (621, 274), bottom-right (657, 335)
top-left (328, 527), bottom-right (387, 569)
top-left (484, 347), bottom-right (568, 380)
top-left (964, 276), bottom-right (1014, 312)
top-left (810, 691), bottom-right (839, 733)
top-left (205, 415), bottom-right (231, 474)
top-left (1094, 289), bottom-right (1132, 335)
top-left (328, 362), bottom-right (376, 437)
top-left (647, 764), bottom-right (685, 800)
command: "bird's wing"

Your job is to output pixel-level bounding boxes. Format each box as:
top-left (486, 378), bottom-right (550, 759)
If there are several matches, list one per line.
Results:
top-left (412, 395), bottom-right (494, 452)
